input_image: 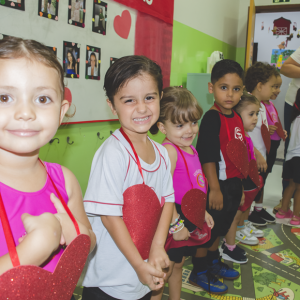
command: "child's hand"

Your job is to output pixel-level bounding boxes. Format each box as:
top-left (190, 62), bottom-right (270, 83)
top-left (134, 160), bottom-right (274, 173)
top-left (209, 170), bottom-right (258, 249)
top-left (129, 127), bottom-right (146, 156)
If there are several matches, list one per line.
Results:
top-left (205, 211), bottom-right (214, 228)
top-left (268, 125), bottom-right (277, 135)
top-left (240, 193), bottom-right (245, 206)
top-left (255, 151), bottom-right (268, 173)
top-left (173, 226), bottom-right (190, 241)
top-left (209, 188), bottom-right (223, 210)
top-left (148, 246), bottom-right (170, 272)
top-left (284, 130), bottom-right (288, 139)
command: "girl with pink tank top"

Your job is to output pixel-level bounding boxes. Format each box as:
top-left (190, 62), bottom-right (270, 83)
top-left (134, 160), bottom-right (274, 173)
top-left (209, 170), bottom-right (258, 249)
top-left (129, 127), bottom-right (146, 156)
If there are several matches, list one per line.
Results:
top-left (0, 37), bottom-right (95, 299)
top-left (150, 87), bottom-right (213, 300)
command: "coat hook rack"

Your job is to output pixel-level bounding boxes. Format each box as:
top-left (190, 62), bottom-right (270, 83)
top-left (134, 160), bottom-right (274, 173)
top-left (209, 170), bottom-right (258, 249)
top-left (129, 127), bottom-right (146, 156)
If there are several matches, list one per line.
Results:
top-left (49, 138), bottom-right (59, 144)
top-left (66, 137), bottom-right (74, 145)
top-left (97, 132), bottom-right (104, 140)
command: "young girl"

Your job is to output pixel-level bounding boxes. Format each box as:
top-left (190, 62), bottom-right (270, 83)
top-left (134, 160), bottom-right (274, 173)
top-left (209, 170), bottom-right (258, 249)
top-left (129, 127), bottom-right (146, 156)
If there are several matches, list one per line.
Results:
top-left (221, 91), bottom-right (264, 264)
top-left (276, 88), bottom-right (300, 225)
top-left (149, 87), bottom-right (214, 300)
top-left (0, 37), bottom-right (95, 293)
top-left (82, 55), bottom-right (174, 300)
top-left (246, 62), bottom-right (279, 226)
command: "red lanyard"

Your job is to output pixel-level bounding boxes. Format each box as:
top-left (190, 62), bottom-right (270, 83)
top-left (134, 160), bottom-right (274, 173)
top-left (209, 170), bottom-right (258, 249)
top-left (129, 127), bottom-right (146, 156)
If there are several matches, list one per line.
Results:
top-left (120, 128), bottom-right (145, 185)
top-left (261, 101), bottom-right (278, 123)
top-left (0, 159), bottom-right (80, 268)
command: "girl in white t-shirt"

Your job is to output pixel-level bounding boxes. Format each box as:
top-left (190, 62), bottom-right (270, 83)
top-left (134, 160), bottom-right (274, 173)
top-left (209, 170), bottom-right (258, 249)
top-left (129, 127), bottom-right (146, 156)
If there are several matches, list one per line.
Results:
top-left (276, 89), bottom-right (300, 226)
top-left (82, 56), bottom-right (175, 300)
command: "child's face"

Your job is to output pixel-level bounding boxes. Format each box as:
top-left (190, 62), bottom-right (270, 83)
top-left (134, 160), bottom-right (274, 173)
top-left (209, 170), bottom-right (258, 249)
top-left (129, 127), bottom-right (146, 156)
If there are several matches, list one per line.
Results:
top-left (158, 119), bottom-right (199, 148)
top-left (270, 76), bottom-right (282, 100)
top-left (258, 75), bottom-right (277, 101)
top-left (0, 58), bottom-right (69, 155)
top-left (208, 73), bottom-right (243, 114)
top-left (107, 73), bottom-right (161, 136)
top-left (240, 103), bottom-right (260, 132)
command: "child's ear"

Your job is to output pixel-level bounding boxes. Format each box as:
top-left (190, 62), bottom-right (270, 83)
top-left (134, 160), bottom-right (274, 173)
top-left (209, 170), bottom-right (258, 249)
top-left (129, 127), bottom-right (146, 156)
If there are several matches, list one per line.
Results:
top-left (160, 91), bottom-right (164, 100)
top-left (208, 82), bottom-right (214, 94)
top-left (257, 82), bottom-right (263, 92)
top-left (157, 122), bottom-right (166, 135)
top-left (106, 99), bottom-right (117, 115)
top-left (59, 100), bottom-right (70, 124)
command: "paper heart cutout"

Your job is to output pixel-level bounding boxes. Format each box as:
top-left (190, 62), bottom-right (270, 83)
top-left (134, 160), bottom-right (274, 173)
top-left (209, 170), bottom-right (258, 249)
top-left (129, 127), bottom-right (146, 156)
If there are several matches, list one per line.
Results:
top-left (87, 46), bottom-right (90, 50)
top-left (72, 42), bottom-right (75, 46)
top-left (39, 12), bottom-right (43, 16)
top-left (82, 23), bottom-right (85, 28)
top-left (64, 87), bottom-right (72, 104)
top-left (48, 14), bottom-right (52, 19)
top-left (114, 10), bottom-right (132, 39)
top-left (71, 74), bottom-right (74, 78)
top-left (123, 184), bottom-right (162, 260)
top-left (77, 58), bottom-right (80, 62)
top-left (261, 123), bottom-right (271, 154)
top-left (181, 189), bottom-right (207, 229)
top-left (53, 47), bottom-right (56, 51)
top-left (68, 5), bottom-right (71, 9)
top-left (226, 139), bottom-right (249, 178)
top-left (275, 120), bottom-right (286, 141)
top-left (249, 159), bottom-right (260, 188)
top-left (77, 74), bottom-right (79, 78)
top-left (86, 60), bottom-right (88, 64)
top-left (83, 9), bottom-right (86, 13)
top-left (0, 234), bottom-right (90, 300)
top-left (11, 2), bottom-right (15, 6)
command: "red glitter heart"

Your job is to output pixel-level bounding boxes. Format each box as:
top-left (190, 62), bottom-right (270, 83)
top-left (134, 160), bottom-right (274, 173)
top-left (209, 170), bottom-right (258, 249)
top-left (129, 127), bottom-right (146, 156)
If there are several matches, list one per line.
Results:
top-left (181, 189), bottom-right (206, 229)
top-left (275, 120), bottom-right (286, 141)
top-left (249, 159), bottom-right (260, 188)
top-left (226, 139), bottom-right (249, 178)
top-left (261, 123), bottom-right (271, 154)
top-left (114, 10), bottom-right (131, 39)
top-left (123, 184), bottom-right (162, 260)
top-left (0, 234), bottom-right (90, 299)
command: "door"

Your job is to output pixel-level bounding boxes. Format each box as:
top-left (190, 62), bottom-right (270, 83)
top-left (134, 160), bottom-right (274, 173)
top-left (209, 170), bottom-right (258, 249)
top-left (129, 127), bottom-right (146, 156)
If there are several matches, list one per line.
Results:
top-left (245, 0), bottom-right (256, 70)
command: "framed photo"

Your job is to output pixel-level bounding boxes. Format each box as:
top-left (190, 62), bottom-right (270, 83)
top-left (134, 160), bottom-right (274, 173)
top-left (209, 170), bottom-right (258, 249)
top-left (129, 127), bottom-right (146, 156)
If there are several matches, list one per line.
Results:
top-left (38, 0), bottom-right (59, 21)
top-left (68, 0), bottom-right (86, 28)
top-left (92, 1), bottom-right (107, 35)
top-left (0, 0), bottom-right (24, 11)
top-left (110, 57), bottom-right (118, 66)
top-left (63, 41), bottom-right (80, 79)
top-left (85, 46), bottom-right (101, 80)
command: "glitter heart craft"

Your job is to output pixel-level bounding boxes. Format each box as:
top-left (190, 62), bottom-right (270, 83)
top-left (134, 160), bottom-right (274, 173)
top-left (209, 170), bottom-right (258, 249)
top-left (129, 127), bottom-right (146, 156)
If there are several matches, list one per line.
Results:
top-left (123, 184), bottom-right (162, 260)
top-left (261, 123), bottom-right (271, 154)
top-left (0, 234), bottom-right (90, 300)
top-left (248, 159), bottom-right (260, 188)
top-left (226, 139), bottom-right (249, 178)
top-left (275, 121), bottom-right (286, 141)
top-left (181, 189), bottom-right (207, 229)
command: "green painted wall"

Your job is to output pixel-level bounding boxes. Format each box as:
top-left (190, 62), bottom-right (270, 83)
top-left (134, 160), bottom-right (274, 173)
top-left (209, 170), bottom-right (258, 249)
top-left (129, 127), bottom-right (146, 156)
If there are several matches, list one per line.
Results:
top-left (236, 47), bottom-right (246, 69)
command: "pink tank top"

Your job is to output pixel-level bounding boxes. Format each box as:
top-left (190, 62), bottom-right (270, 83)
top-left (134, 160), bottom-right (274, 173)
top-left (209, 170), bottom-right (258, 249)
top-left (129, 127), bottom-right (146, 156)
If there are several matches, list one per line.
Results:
top-left (246, 136), bottom-right (256, 161)
top-left (0, 162), bottom-right (68, 273)
top-left (163, 144), bottom-right (207, 205)
top-left (264, 101), bottom-right (281, 141)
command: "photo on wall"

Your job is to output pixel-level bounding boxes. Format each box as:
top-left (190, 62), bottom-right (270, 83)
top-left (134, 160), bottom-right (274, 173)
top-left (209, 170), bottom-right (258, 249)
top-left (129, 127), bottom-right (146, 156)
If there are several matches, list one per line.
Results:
top-left (92, 1), bottom-right (107, 35)
top-left (270, 49), bottom-right (295, 71)
top-left (68, 0), bottom-right (86, 28)
top-left (110, 57), bottom-right (118, 66)
top-left (38, 0), bottom-right (59, 21)
top-left (63, 41), bottom-right (80, 78)
top-left (0, 0), bottom-right (25, 11)
top-left (85, 46), bottom-right (101, 80)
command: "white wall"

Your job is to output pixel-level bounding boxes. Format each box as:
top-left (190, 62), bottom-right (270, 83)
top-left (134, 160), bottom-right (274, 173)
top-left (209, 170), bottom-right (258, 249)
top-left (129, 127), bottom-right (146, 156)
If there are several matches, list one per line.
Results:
top-left (173, 0), bottom-right (240, 47)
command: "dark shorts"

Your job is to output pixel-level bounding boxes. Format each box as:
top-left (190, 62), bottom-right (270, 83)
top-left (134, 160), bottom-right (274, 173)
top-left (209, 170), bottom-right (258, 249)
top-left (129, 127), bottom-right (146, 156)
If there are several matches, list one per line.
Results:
top-left (82, 287), bottom-right (152, 300)
top-left (282, 157), bottom-right (300, 184)
top-left (266, 139), bottom-right (281, 173)
top-left (167, 246), bottom-right (197, 263)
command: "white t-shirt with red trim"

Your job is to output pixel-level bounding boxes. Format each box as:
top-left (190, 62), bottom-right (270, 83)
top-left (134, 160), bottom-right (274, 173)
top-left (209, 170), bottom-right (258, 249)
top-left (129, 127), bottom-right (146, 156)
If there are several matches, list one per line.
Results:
top-left (82, 129), bottom-right (174, 300)
top-left (286, 116), bottom-right (300, 161)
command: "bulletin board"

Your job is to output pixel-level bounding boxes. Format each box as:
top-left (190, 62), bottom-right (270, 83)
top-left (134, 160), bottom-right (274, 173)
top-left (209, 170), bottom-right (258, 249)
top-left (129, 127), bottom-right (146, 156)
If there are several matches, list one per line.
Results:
top-left (0, 0), bottom-right (137, 123)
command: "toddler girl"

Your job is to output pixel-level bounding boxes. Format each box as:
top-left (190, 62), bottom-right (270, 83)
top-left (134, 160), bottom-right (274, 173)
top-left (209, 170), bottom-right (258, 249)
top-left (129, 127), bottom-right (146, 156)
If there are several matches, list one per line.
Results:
top-left (82, 55), bottom-right (174, 300)
top-left (0, 37), bottom-right (95, 297)
top-left (150, 87), bottom-right (214, 300)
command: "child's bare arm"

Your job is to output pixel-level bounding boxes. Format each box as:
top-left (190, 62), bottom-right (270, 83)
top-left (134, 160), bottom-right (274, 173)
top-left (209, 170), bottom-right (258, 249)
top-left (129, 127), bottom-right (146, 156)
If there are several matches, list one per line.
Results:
top-left (253, 147), bottom-right (268, 173)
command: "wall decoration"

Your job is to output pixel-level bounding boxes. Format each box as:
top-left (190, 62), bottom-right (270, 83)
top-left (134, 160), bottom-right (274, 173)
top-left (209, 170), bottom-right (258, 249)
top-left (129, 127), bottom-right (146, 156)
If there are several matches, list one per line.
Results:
top-left (293, 22), bottom-right (297, 31)
top-left (0, 0), bottom-right (24, 11)
top-left (273, 17), bottom-right (291, 35)
top-left (63, 41), bottom-right (80, 79)
top-left (261, 22), bottom-right (264, 30)
top-left (68, 0), bottom-right (86, 28)
top-left (278, 41), bottom-right (286, 50)
top-left (270, 49), bottom-right (295, 71)
top-left (47, 46), bottom-right (57, 56)
top-left (114, 10), bottom-right (131, 39)
top-left (92, 1), bottom-right (107, 35)
top-left (38, 0), bottom-right (59, 21)
top-left (85, 46), bottom-right (101, 80)
top-left (110, 57), bottom-right (118, 66)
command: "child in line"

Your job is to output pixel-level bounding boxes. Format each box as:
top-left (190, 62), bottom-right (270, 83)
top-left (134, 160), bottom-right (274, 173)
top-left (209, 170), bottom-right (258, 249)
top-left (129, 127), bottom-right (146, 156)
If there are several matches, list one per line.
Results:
top-left (150, 87), bottom-right (214, 300)
top-left (82, 56), bottom-right (174, 300)
top-left (189, 59), bottom-right (246, 295)
top-left (0, 37), bottom-right (95, 292)
top-left (221, 91), bottom-right (264, 264)
top-left (246, 62), bottom-right (279, 226)
top-left (276, 88), bottom-right (300, 225)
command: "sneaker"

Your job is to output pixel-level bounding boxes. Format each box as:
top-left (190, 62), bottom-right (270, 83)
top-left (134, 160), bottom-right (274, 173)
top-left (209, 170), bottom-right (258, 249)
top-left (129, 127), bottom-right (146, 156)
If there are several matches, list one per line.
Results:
top-left (275, 208), bottom-right (293, 219)
top-left (248, 210), bottom-right (267, 226)
top-left (209, 259), bottom-right (240, 280)
top-left (256, 208), bottom-right (276, 223)
top-left (219, 240), bottom-right (226, 255)
top-left (236, 229), bottom-right (259, 245)
top-left (221, 245), bottom-right (248, 264)
top-left (236, 244), bottom-right (246, 256)
top-left (219, 241), bottom-right (246, 256)
top-left (245, 222), bottom-right (264, 237)
top-left (189, 270), bottom-right (228, 294)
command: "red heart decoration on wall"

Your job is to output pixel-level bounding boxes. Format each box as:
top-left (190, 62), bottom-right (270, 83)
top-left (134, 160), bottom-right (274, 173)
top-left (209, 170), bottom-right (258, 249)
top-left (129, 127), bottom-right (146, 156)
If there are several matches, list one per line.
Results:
top-left (114, 10), bottom-right (131, 39)
top-left (0, 234), bottom-right (90, 300)
top-left (181, 189), bottom-right (207, 229)
top-left (275, 120), bottom-right (286, 141)
top-left (249, 159), bottom-right (260, 188)
top-left (123, 184), bottom-right (162, 260)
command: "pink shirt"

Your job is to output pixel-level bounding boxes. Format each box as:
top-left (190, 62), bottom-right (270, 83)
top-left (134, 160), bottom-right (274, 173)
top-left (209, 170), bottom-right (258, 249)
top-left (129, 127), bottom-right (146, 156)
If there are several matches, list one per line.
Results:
top-left (0, 162), bottom-right (69, 273)
top-left (264, 101), bottom-right (281, 141)
top-left (246, 135), bottom-right (256, 161)
top-left (163, 144), bottom-right (207, 205)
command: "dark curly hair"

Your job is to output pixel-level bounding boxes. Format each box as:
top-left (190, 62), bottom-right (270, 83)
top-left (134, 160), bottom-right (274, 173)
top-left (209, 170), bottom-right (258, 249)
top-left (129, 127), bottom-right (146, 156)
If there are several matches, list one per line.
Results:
top-left (245, 62), bottom-right (279, 93)
top-left (211, 59), bottom-right (244, 84)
